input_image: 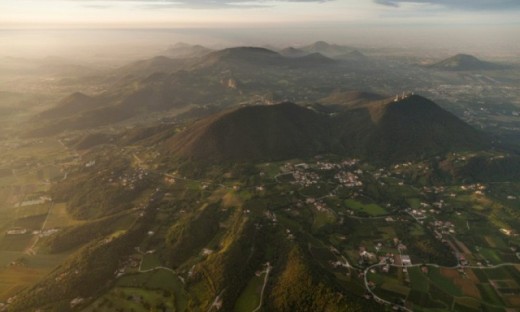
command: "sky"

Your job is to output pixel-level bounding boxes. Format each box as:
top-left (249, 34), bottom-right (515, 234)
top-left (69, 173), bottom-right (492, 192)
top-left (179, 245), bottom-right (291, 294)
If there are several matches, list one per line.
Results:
top-left (0, 1), bottom-right (519, 59)
top-left (1, 0), bottom-right (519, 28)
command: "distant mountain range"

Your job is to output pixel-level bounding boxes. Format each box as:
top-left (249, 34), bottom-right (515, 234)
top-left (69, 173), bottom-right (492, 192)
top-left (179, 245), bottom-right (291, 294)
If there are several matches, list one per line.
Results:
top-left (299, 41), bottom-right (357, 57)
top-left (279, 41), bottom-right (365, 60)
top-left (28, 46), bottom-right (340, 136)
top-left (164, 42), bottom-right (213, 59)
top-left (319, 90), bottom-right (385, 108)
top-left (196, 47), bottom-right (335, 69)
top-left (113, 56), bottom-right (188, 78)
top-left (428, 54), bottom-right (506, 71)
top-left (163, 95), bottom-right (487, 163)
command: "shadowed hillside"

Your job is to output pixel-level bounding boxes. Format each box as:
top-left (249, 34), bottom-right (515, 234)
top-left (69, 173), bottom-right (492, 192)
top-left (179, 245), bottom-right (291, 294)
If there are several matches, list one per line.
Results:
top-left (164, 95), bottom-right (487, 163)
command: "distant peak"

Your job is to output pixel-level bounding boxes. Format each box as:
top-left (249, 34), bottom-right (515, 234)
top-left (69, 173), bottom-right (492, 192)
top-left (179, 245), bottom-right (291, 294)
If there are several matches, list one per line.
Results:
top-left (220, 47), bottom-right (277, 54)
top-left (171, 42), bottom-right (192, 48)
top-left (453, 53), bottom-right (477, 58)
top-left (429, 53), bottom-right (504, 71)
top-left (313, 41), bottom-right (331, 47)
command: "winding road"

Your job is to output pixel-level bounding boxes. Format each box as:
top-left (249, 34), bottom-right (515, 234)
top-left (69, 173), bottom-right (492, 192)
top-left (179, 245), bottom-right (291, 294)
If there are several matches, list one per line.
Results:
top-left (252, 263), bottom-right (272, 312)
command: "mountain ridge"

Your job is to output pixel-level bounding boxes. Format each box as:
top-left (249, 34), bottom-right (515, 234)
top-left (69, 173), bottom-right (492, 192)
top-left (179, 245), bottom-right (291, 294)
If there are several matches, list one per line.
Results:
top-left (164, 95), bottom-right (487, 163)
top-left (429, 53), bottom-right (506, 71)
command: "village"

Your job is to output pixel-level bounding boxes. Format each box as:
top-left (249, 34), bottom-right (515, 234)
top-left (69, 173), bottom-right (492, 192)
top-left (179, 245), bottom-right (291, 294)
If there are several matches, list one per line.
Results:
top-left (258, 154), bottom-right (520, 311)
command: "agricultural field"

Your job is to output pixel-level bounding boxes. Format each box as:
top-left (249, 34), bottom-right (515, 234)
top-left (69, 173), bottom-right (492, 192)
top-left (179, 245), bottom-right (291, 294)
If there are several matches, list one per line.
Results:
top-left (43, 202), bottom-right (81, 229)
top-left (344, 199), bottom-right (387, 216)
top-left (0, 252), bottom-right (70, 301)
top-left (83, 270), bottom-right (189, 312)
top-left (0, 135), bottom-right (81, 305)
top-left (233, 273), bottom-right (265, 312)
top-left (368, 265), bottom-right (520, 311)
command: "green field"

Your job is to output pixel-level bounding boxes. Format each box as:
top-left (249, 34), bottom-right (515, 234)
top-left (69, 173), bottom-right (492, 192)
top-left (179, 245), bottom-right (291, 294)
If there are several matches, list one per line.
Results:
top-left (140, 253), bottom-right (162, 271)
top-left (408, 267), bottom-right (429, 292)
top-left (114, 270), bottom-right (188, 311)
top-left (312, 210), bottom-right (337, 230)
top-left (234, 273), bottom-right (265, 312)
top-left (0, 234), bottom-right (33, 251)
top-left (0, 252), bottom-right (68, 301)
top-left (44, 202), bottom-right (81, 229)
top-left (83, 287), bottom-right (176, 312)
top-left (344, 199), bottom-right (387, 216)
top-left (371, 265), bottom-right (520, 311)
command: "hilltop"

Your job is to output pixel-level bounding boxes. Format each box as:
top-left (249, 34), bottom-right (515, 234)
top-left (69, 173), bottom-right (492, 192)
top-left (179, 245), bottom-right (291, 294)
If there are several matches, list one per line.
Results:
top-left (429, 54), bottom-right (506, 71)
top-left (165, 95), bottom-right (487, 163)
top-left (164, 42), bottom-right (213, 59)
top-left (300, 41), bottom-right (355, 57)
top-left (165, 102), bottom-right (334, 162)
top-left (279, 47), bottom-right (308, 57)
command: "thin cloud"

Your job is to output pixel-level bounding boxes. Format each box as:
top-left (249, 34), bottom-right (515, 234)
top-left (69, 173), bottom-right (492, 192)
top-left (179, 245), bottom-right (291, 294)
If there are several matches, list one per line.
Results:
top-left (77, 0), bottom-right (335, 10)
top-left (373, 0), bottom-right (520, 10)
top-left (82, 4), bottom-right (112, 8)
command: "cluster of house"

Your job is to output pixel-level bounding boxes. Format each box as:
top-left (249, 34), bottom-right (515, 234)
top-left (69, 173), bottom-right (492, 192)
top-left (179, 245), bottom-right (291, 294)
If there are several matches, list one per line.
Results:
top-left (104, 168), bottom-right (149, 191)
top-left (460, 183), bottom-right (487, 195)
top-left (114, 255), bottom-right (141, 278)
top-left (358, 246), bottom-right (377, 266)
top-left (6, 226), bottom-right (59, 237)
top-left (5, 227), bottom-right (27, 235)
top-left (315, 161), bottom-right (342, 170)
top-left (305, 197), bottom-right (329, 212)
top-left (15, 195), bottom-right (51, 207)
top-left (290, 168), bottom-right (320, 187)
top-left (334, 171), bottom-right (363, 187)
top-left (34, 228), bottom-right (60, 237)
top-left (281, 158), bottom-right (362, 188)
top-left (422, 185), bottom-right (446, 195)
top-left (431, 220), bottom-right (455, 240)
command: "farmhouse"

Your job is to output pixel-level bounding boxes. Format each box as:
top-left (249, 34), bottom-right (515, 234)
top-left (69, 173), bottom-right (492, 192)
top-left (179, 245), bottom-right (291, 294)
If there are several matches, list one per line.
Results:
top-left (400, 255), bottom-right (412, 266)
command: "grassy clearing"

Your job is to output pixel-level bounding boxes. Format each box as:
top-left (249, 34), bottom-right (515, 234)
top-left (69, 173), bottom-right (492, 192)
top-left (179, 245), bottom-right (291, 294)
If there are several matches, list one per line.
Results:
top-left (234, 273), bottom-right (264, 312)
top-left (116, 270), bottom-right (188, 311)
top-left (380, 282), bottom-right (410, 296)
top-left (454, 297), bottom-right (481, 312)
top-left (14, 214), bottom-right (46, 230)
top-left (479, 248), bottom-right (502, 264)
top-left (44, 202), bottom-right (80, 229)
top-left (0, 234), bottom-right (33, 251)
top-left (477, 283), bottom-right (503, 306)
top-left (84, 287), bottom-right (176, 312)
top-left (313, 210), bottom-right (336, 230)
top-left (0, 252), bottom-right (68, 301)
top-left (428, 267), bottom-right (463, 296)
top-left (140, 253), bottom-right (162, 271)
top-left (406, 197), bottom-right (421, 209)
top-left (344, 199), bottom-right (387, 216)
top-left (0, 267), bottom-right (48, 301)
top-left (14, 203), bottom-right (50, 220)
top-left (408, 267), bottom-right (429, 292)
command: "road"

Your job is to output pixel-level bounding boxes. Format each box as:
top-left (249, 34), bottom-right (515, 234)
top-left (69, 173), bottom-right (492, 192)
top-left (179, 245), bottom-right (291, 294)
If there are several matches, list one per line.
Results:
top-left (252, 262), bottom-right (272, 312)
top-left (25, 200), bottom-right (54, 255)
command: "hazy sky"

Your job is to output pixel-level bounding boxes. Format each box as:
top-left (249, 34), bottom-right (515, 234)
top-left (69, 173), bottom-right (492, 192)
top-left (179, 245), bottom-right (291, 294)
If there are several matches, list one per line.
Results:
top-left (1, 1), bottom-right (519, 60)
top-left (1, 0), bottom-right (519, 27)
